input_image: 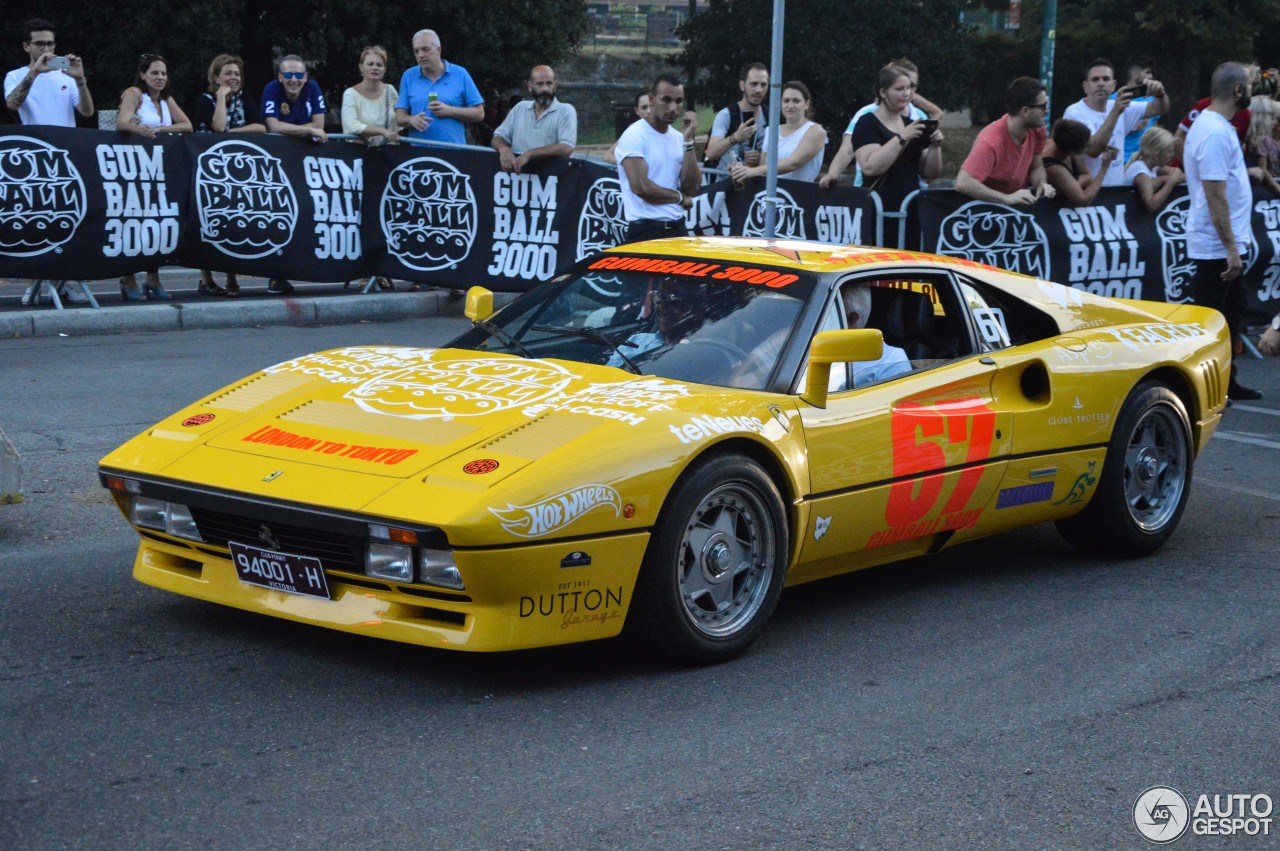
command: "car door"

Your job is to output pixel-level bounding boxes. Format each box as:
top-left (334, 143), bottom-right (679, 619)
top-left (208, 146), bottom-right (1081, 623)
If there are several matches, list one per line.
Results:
top-left (789, 270), bottom-right (1014, 584)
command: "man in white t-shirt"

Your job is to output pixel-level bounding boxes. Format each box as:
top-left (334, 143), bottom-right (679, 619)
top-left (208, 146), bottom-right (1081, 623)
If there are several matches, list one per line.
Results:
top-left (4, 18), bottom-right (93, 126)
top-left (1184, 61), bottom-right (1258, 401)
top-left (615, 74), bottom-right (700, 244)
top-left (1062, 57), bottom-right (1168, 188)
top-left (5, 18), bottom-right (94, 305)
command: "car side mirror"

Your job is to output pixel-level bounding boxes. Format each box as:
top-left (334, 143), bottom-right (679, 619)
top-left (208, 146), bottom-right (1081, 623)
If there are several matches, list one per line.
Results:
top-left (801, 329), bottom-right (885, 409)
top-left (465, 286), bottom-right (494, 322)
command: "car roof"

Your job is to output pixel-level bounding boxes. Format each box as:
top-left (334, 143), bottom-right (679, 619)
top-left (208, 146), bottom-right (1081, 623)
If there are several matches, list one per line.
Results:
top-left (607, 236), bottom-right (1012, 277)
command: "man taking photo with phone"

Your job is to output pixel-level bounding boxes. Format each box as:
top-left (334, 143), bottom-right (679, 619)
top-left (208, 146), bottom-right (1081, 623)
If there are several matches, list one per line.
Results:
top-left (4, 18), bottom-right (93, 127)
top-left (4, 18), bottom-right (94, 305)
top-left (1063, 57), bottom-right (1168, 187)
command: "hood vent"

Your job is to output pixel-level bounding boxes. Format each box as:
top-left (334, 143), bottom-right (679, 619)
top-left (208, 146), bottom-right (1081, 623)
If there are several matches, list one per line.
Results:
top-left (206, 372), bottom-right (314, 411)
top-left (478, 413), bottom-right (598, 457)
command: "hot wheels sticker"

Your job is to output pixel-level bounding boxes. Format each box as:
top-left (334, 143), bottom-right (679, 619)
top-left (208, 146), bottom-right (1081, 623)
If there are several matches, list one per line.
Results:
top-left (490, 485), bottom-right (622, 538)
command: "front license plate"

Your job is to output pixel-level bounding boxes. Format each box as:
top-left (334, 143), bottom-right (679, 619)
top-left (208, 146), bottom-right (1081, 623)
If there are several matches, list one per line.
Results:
top-left (229, 541), bottom-right (331, 599)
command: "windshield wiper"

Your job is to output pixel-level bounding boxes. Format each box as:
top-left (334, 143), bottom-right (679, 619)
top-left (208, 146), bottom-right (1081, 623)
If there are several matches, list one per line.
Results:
top-left (532, 324), bottom-right (641, 373)
top-left (472, 319), bottom-right (533, 358)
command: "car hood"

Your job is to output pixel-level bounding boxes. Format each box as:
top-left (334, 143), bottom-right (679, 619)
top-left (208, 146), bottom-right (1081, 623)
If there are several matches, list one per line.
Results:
top-left (102, 347), bottom-right (794, 530)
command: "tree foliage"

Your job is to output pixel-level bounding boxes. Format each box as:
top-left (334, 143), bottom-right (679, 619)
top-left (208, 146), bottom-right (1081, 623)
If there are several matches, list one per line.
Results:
top-left (675, 0), bottom-right (978, 131)
top-left (13, 0), bottom-right (591, 124)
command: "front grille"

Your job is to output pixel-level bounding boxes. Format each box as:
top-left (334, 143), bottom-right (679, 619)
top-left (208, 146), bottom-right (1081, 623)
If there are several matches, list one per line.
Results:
top-left (191, 507), bottom-right (362, 573)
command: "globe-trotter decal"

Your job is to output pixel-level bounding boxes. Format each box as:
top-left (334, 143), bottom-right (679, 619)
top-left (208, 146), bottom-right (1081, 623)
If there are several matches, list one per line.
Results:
top-left (0, 136), bottom-right (86, 257)
top-left (196, 140), bottom-right (298, 259)
top-left (380, 156), bottom-right (477, 271)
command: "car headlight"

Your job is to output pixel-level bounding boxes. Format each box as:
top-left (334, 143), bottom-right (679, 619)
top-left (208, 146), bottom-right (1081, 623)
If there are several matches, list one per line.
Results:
top-left (419, 548), bottom-right (464, 590)
top-left (366, 541), bottom-right (414, 582)
top-left (129, 496), bottom-right (203, 542)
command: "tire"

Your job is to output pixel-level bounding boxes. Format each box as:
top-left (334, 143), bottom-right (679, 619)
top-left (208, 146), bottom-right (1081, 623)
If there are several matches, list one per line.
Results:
top-left (628, 453), bottom-right (788, 665)
top-left (1056, 381), bottom-right (1193, 557)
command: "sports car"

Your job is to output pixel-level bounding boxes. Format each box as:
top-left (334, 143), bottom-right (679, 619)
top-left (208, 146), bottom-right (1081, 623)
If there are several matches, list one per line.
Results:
top-left (100, 237), bottom-right (1231, 664)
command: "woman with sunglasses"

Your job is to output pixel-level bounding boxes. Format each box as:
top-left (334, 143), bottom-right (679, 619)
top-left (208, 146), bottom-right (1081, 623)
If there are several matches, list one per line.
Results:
top-left (116, 53), bottom-right (191, 301)
top-left (193, 54), bottom-right (263, 297)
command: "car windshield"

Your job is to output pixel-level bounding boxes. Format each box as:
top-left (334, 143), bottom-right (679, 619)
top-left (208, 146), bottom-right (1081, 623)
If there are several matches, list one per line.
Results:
top-left (449, 257), bottom-right (816, 390)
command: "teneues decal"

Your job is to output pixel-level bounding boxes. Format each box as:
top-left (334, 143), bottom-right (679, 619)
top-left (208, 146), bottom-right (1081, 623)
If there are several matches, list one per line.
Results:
top-left (490, 485), bottom-right (622, 538)
top-left (196, 140), bottom-right (297, 259)
top-left (0, 135), bottom-right (86, 257)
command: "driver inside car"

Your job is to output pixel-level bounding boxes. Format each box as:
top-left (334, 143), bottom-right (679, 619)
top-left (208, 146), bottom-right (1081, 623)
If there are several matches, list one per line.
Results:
top-left (840, 283), bottom-right (912, 388)
top-left (605, 278), bottom-right (706, 368)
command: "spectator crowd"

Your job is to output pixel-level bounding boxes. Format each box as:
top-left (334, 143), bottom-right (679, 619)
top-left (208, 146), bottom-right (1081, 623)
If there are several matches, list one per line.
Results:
top-left (5, 16), bottom-right (1280, 352)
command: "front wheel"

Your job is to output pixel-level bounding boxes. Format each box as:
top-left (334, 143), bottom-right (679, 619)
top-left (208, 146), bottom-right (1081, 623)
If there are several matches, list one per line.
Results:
top-left (1056, 381), bottom-right (1193, 556)
top-left (628, 453), bottom-right (788, 665)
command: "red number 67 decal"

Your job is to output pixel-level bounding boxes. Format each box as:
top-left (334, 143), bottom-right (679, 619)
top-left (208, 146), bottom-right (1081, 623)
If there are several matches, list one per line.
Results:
top-left (885, 397), bottom-right (996, 528)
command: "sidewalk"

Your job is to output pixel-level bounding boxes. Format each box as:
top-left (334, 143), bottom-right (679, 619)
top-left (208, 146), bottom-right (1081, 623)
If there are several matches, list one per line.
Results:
top-left (0, 269), bottom-right (479, 338)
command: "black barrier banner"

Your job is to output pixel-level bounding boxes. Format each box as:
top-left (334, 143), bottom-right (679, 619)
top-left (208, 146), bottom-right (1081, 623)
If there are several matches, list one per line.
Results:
top-left (0, 129), bottom-right (189, 279)
top-left (182, 134), bottom-right (367, 283)
top-left (710, 176), bottom-right (882, 246)
top-left (918, 186), bottom-right (1280, 318)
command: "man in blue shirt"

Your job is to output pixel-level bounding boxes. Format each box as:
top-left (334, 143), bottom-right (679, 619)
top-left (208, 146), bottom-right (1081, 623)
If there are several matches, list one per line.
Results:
top-left (262, 54), bottom-right (327, 143)
top-left (395, 29), bottom-right (483, 145)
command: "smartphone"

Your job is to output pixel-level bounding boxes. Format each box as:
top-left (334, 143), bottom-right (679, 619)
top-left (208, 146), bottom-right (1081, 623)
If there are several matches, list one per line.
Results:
top-left (912, 119), bottom-right (939, 145)
top-left (47, 56), bottom-right (70, 70)
top-left (1121, 84), bottom-right (1147, 98)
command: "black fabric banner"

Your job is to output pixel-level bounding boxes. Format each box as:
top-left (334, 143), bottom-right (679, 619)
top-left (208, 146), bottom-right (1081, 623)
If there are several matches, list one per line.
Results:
top-left (917, 186), bottom-right (1280, 318)
top-left (0, 129), bottom-right (190, 279)
top-left (5, 125), bottom-right (1277, 319)
top-left (183, 133), bottom-right (367, 282)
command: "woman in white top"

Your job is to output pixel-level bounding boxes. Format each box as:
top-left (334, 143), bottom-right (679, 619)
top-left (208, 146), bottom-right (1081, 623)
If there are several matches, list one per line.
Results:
top-left (116, 54), bottom-right (191, 301)
top-left (728, 81), bottom-right (827, 183)
top-left (341, 45), bottom-right (400, 146)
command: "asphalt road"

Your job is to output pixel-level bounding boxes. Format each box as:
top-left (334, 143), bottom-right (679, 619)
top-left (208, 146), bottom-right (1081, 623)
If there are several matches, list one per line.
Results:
top-left (1, 321), bottom-right (1278, 850)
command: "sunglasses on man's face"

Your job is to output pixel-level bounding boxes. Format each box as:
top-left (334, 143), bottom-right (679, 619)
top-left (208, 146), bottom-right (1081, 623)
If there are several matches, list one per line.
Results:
top-left (281, 71), bottom-right (306, 80)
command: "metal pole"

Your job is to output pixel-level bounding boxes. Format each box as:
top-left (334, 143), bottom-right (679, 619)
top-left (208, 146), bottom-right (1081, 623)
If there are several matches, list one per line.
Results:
top-left (1039, 0), bottom-right (1058, 124)
top-left (764, 0), bottom-right (784, 238)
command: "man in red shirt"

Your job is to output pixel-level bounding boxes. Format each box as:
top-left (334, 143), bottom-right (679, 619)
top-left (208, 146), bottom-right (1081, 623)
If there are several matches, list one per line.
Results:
top-left (955, 77), bottom-right (1057, 206)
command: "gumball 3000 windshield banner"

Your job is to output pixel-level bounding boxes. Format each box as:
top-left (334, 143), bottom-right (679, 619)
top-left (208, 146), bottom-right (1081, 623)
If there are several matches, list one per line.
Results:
top-left (183, 134), bottom-right (366, 282)
top-left (0, 128), bottom-right (189, 279)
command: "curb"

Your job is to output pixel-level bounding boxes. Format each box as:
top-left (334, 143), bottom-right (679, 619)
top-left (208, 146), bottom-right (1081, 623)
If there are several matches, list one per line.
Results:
top-left (0, 289), bottom-right (473, 338)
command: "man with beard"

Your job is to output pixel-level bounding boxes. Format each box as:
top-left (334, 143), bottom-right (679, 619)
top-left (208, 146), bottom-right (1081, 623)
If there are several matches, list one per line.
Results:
top-left (491, 65), bottom-right (576, 173)
top-left (615, 74), bottom-right (700, 243)
top-left (1184, 61), bottom-right (1260, 399)
top-left (703, 62), bottom-right (768, 170)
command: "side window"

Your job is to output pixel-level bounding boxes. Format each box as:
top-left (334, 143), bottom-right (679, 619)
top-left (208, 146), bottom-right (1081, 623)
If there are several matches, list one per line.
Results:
top-left (858, 274), bottom-right (971, 367)
top-left (956, 273), bottom-right (1060, 352)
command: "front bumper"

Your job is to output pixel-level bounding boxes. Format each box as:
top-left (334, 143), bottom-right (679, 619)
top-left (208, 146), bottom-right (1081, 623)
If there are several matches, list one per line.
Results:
top-left (131, 529), bottom-right (649, 651)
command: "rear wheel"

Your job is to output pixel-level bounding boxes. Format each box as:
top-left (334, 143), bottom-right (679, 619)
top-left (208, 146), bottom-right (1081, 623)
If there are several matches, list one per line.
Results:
top-left (1056, 381), bottom-right (1192, 556)
top-left (629, 453), bottom-right (788, 665)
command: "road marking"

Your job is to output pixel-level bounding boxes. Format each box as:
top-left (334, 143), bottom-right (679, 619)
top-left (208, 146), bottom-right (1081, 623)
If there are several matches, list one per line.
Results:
top-left (1197, 476), bottom-right (1280, 502)
top-left (1229, 404), bottom-right (1280, 416)
top-left (1212, 430), bottom-right (1280, 450)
